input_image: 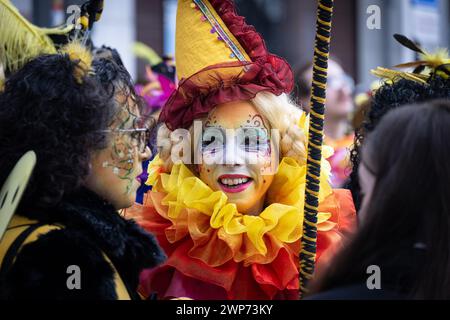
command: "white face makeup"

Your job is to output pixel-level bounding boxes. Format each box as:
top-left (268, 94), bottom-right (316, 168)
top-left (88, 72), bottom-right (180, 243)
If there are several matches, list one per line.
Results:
top-left (198, 101), bottom-right (277, 216)
top-left (201, 126), bottom-right (271, 167)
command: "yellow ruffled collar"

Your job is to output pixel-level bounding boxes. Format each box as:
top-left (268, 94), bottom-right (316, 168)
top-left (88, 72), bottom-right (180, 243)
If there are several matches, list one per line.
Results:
top-left (146, 155), bottom-right (335, 256)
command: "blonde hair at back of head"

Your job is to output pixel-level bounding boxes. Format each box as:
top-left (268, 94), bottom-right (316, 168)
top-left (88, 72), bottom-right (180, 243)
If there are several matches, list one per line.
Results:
top-left (251, 92), bottom-right (307, 164)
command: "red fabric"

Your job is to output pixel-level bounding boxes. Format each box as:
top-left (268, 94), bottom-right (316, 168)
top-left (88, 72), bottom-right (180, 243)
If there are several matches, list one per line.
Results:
top-left (159, 0), bottom-right (294, 130)
top-left (126, 189), bottom-right (357, 300)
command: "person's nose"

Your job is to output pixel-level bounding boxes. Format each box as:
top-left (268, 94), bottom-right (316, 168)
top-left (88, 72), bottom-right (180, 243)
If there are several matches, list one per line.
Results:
top-left (224, 133), bottom-right (245, 166)
top-left (224, 145), bottom-right (243, 166)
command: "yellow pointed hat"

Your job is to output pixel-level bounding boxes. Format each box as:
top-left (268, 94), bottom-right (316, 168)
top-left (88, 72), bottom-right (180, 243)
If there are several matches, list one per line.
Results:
top-left (160, 0), bottom-right (294, 130)
top-left (175, 0), bottom-right (251, 80)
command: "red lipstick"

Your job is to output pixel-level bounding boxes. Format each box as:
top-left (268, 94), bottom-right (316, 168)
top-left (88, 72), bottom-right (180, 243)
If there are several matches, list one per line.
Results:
top-left (218, 174), bottom-right (253, 193)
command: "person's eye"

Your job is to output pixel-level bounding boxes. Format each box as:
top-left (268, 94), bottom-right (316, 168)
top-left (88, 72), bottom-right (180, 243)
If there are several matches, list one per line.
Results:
top-left (202, 136), bottom-right (216, 149)
top-left (202, 136), bottom-right (224, 154)
top-left (242, 136), bottom-right (254, 150)
top-left (243, 135), bottom-right (269, 152)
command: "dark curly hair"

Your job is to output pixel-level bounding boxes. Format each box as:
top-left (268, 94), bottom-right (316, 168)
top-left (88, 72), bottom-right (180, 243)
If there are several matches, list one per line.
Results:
top-left (347, 76), bottom-right (450, 210)
top-left (0, 53), bottom-right (115, 212)
top-left (92, 46), bottom-right (153, 127)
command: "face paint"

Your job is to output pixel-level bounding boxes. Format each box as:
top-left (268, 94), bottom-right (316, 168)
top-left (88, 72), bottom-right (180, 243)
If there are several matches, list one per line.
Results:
top-left (201, 126), bottom-right (271, 166)
top-left (106, 96), bottom-right (140, 195)
top-left (85, 93), bottom-right (151, 210)
top-left (198, 101), bottom-right (277, 216)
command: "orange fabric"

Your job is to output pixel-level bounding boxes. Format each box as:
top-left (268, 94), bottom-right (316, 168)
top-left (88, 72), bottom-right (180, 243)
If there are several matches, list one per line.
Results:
top-left (126, 188), bottom-right (356, 300)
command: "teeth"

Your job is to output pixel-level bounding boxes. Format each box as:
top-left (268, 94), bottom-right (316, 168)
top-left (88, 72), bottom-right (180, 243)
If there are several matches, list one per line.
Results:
top-left (220, 177), bottom-right (250, 186)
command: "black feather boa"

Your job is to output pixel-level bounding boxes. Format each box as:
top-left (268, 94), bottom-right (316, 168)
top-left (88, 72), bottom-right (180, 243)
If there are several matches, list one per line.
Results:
top-left (0, 188), bottom-right (166, 300)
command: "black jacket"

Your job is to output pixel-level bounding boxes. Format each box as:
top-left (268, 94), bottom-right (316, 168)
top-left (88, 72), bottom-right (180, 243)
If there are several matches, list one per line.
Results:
top-left (0, 188), bottom-right (166, 300)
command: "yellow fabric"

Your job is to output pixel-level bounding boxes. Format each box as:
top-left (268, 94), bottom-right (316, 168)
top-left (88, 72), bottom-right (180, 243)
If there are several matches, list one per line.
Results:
top-left (175, 0), bottom-right (251, 80)
top-left (101, 253), bottom-right (131, 300)
top-left (145, 154), bottom-right (165, 186)
top-left (150, 156), bottom-right (333, 256)
top-left (0, 215), bottom-right (131, 300)
top-left (0, 215), bottom-right (61, 268)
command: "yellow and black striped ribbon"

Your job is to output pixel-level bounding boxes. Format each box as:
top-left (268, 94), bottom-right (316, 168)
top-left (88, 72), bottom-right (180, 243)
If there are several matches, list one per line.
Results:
top-left (299, 0), bottom-right (334, 298)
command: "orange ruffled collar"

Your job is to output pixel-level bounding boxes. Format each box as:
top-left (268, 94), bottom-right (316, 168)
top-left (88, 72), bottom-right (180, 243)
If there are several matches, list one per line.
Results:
top-left (147, 156), bottom-right (337, 267)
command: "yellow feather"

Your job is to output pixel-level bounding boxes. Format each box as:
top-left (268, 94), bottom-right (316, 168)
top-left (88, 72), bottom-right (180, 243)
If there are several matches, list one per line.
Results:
top-left (39, 24), bottom-right (75, 36)
top-left (133, 42), bottom-right (162, 66)
top-left (0, 0), bottom-right (56, 74)
top-left (371, 67), bottom-right (428, 84)
top-left (0, 63), bottom-right (5, 92)
top-left (420, 48), bottom-right (450, 69)
top-left (60, 41), bottom-right (93, 84)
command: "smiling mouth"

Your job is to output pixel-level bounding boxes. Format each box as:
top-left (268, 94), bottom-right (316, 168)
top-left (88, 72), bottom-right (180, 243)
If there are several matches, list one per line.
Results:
top-left (218, 174), bottom-right (253, 193)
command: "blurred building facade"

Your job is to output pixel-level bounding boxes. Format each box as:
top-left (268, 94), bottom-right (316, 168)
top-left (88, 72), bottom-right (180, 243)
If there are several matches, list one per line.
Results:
top-left (12, 0), bottom-right (450, 91)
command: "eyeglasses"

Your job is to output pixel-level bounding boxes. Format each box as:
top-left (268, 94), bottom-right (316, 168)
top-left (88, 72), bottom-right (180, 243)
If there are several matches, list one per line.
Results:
top-left (101, 127), bottom-right (150, 153)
